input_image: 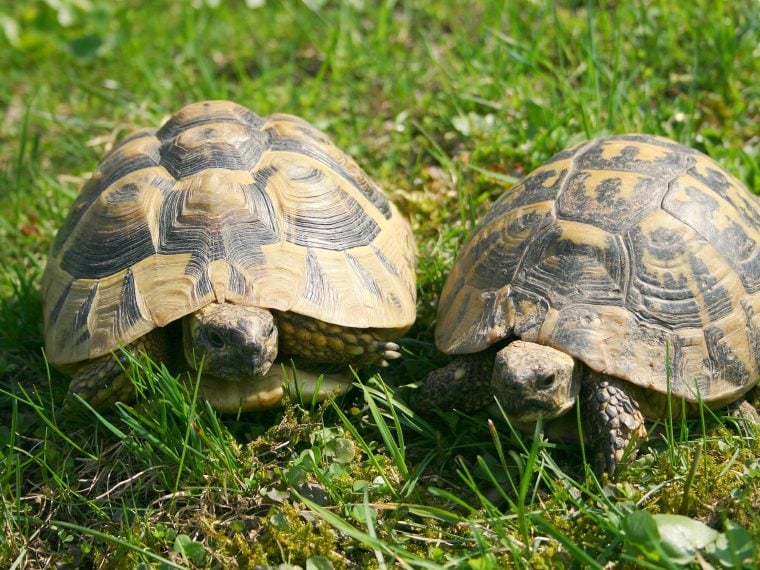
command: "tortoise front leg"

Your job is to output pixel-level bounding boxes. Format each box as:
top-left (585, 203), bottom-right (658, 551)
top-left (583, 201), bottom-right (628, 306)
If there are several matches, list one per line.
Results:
top-left (412, 352), bottom-right (496, 413)
top-left (275, 312), bottom-right (405, 368)
top-left (582, 374), bottom-right (647, 476)
top-left (64, 329), bottom-right (171, 410)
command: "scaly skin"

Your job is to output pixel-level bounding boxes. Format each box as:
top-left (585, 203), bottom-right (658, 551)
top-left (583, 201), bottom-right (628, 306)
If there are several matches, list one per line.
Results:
top-left (412, 351), bottom-right (496, 412)
top-left (416, 341), bottom-right (650, 476)
top-left (582, 374), bottom-right (647, 476)
top-left (65, 328), bottom-right (171, 410)
top-left (65, 305), bottom-right (405, 412)
top-left (275, 311), bottom-right (405, 368)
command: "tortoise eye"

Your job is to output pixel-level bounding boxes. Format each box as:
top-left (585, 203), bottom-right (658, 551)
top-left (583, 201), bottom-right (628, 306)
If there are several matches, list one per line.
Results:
top-left (537, 372), bottom-right (556, 389)
top-left (206, 329), bottom-right (225, 348)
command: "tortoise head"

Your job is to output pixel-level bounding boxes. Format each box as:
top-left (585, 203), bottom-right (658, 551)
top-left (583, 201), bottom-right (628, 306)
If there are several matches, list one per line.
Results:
top-left (491, 340), bottom-right (581, 422)
top-left (183, 303), bottom-right (278, 381)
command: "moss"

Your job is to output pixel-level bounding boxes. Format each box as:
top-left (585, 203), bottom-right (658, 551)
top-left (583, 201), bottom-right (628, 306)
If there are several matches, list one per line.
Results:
top-left (636, 431), bottom-right (760, 524)
top-left (204, 501), bottom-right (374, 569)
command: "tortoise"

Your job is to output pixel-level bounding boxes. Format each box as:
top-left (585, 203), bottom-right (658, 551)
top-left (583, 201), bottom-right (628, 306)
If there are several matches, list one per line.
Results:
top-left (42, 100), bottom-right (416, 413)
top-left (415, 134), bottom-right (760, 475)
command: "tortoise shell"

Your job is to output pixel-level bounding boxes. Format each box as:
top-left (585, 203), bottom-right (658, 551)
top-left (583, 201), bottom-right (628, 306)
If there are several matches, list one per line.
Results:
top-left (43, 100), bottom-right (416, 366)
top-left (436, 134), bottom-right (760, 405)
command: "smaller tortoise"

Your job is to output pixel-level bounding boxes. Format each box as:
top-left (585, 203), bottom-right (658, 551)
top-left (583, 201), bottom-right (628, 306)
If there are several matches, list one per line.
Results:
top-left (43, 100), bottom-right (416, 413)
top-left (416, 134), bottom-right (760, 475)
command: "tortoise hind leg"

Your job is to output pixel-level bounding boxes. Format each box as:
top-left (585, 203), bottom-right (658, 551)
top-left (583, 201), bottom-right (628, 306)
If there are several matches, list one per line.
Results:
top-left (275, 312), bottom-right (406, 368)
top-left (64, 329), bottom-right (171, 410)
top-left (582, 374), bottom-right (647, 476)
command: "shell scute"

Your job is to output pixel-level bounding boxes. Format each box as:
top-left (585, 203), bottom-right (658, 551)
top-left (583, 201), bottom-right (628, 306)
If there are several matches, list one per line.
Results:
top-left (556, 169), bottom-right (666, 231)
top-left (437, 134), bottom-right (760, 402)
top-left (159, 122), bottom-right (270, 179)
top-left (663, 168), bottom-right (760, 293)
top-left (44, 101), bottom-right (415, 365)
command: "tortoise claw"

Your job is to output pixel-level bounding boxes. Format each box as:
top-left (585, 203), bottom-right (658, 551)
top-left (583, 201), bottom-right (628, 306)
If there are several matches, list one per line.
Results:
top-left (379, 341), bottom-right (402, 363)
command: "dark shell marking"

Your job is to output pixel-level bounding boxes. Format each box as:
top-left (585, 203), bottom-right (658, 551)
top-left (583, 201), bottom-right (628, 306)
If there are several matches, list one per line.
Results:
top-left (436, 134), bottom-right (760, 404)
top-left (43, 101), bottom-right (416, 365)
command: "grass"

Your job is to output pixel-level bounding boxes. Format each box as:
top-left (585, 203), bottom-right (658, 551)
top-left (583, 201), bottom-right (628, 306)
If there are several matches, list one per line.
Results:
top-left (1, 0), bottom-right (759, 567)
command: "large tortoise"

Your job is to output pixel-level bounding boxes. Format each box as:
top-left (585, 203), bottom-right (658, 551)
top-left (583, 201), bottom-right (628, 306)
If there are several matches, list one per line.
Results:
top-left (43, 100), bottom-right (416, 413)
top-left (416, 134), bottom-right (760, 474)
